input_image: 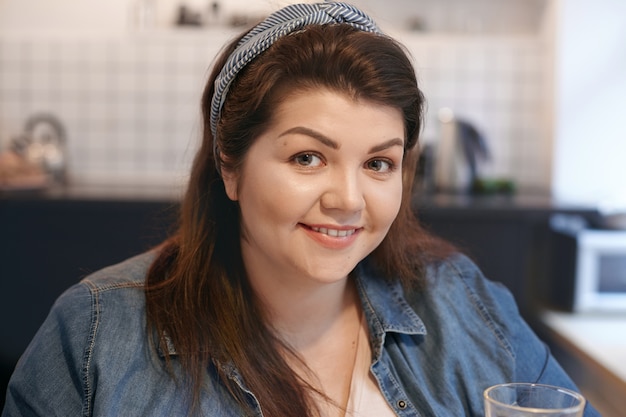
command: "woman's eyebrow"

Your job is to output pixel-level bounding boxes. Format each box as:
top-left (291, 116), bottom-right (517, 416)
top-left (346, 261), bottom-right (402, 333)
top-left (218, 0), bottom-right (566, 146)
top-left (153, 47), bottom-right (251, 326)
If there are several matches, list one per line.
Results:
top-left (278, 126), bottom-right (403, 153)
top-left (368, 138), bottom-right (404, 154)
top-left (278, 126), bottom-right (339, 149)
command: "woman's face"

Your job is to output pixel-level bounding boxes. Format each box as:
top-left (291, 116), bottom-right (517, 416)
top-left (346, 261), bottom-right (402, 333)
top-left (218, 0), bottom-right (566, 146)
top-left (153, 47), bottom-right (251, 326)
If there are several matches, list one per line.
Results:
top-left (223, 88), bottom-right (405, 290)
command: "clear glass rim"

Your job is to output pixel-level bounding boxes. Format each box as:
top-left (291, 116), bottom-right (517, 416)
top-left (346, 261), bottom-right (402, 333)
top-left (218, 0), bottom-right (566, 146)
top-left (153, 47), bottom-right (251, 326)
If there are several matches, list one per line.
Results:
top-left (484, 382), bottom-right (586, 414)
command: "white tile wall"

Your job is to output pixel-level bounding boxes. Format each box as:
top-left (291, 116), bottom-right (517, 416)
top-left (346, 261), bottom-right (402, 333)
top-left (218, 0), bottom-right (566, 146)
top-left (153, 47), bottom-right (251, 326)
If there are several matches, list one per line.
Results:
top-left (0, 30), bottom-right (550, 190)
top-left (404, 34), bottom-right (549, 189)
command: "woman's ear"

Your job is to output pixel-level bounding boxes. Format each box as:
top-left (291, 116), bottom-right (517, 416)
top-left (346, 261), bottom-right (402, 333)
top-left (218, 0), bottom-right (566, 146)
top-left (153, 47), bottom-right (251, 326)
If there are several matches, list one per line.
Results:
top-left (221, 167), bottom-right (239, 201)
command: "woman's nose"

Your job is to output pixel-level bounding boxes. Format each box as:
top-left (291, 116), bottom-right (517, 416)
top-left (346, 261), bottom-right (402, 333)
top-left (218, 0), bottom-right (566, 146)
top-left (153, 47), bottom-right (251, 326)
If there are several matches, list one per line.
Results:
top-left (320, 169), bottom-right (365, 213)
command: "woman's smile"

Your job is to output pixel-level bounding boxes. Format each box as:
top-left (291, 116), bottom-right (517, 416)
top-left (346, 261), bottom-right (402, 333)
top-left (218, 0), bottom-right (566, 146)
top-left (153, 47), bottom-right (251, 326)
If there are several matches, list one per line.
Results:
top-left (300, 223), bottom-right (362, 250)
top-left (308, 225), bottom-right (358, 238)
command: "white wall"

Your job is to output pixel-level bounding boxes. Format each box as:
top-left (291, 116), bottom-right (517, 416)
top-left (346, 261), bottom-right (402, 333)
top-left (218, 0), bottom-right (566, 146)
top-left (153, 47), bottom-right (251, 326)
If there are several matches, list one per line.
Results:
top-left (552, 0), bottom-right (626, 205)
top-left (0, 0), bottom-right (305, 36)
top-left (0, 0), bottom-right (546, 36)
top-left (0, 0), bottom-right (553, 189)
top-left (0, 0), bottom-right (129, 37)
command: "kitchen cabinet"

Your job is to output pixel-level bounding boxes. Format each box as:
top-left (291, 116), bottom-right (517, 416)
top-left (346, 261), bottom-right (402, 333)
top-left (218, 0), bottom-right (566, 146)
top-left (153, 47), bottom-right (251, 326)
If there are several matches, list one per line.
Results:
top-left (0, 186), bottom-right (600, 409)
top-left (414, 193), bottom-right (601, 318)
top-left (0, 186), bottom-right (176, 407)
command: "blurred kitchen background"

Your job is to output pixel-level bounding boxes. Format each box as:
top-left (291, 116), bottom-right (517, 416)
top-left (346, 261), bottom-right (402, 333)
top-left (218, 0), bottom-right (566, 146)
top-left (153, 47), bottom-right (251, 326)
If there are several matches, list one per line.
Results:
top-left (0, 0), bottom-right (623, 203)
top-left (1, 0), bottom-right (625, 415)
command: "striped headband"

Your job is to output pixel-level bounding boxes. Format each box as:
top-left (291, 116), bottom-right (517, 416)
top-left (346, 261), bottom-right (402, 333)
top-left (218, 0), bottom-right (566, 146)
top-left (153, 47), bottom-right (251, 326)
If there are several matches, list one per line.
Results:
top-left (209, 1), bottom-right (383, 146)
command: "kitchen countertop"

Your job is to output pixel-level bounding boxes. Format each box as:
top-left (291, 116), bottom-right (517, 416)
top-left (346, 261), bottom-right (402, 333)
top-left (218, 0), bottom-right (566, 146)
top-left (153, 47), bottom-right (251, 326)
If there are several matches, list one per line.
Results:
top-left (414, 191), bottom-right (601, 217)
top-left (0, 182), bottom-right (185, 202)
top-left (0, 183), bottom-right (602, 216)
top-left (538, 310), bottom-right (626, 416)
top-left (541, 310), bottom-right (626, 385)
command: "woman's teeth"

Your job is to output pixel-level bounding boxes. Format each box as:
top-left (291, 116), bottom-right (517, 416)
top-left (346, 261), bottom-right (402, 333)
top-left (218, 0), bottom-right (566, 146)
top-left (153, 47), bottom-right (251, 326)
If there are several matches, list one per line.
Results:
top-left (310, 227), bottom-right (356, 237)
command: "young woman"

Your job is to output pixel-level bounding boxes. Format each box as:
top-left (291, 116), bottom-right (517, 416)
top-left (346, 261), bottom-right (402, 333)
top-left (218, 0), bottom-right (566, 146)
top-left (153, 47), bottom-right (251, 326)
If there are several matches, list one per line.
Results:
top-left (3, 2), bottom-right (599, 416)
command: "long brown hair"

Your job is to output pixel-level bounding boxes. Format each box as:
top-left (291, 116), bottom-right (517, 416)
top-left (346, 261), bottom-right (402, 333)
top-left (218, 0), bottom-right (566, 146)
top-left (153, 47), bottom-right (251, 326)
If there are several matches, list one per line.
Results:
top-left (145, 24), bottom-right (452, 416)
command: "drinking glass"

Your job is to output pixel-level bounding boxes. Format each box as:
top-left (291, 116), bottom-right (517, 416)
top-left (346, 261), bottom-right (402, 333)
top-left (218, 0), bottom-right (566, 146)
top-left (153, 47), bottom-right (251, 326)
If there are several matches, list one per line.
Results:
top-left (484, 383), bottom-right (585, 417)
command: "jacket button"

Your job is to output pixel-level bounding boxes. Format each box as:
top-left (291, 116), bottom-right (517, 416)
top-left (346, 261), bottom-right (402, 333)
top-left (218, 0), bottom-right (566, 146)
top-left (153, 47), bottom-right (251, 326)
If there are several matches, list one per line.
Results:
top-left (397, 400), bottom-right (407, 409)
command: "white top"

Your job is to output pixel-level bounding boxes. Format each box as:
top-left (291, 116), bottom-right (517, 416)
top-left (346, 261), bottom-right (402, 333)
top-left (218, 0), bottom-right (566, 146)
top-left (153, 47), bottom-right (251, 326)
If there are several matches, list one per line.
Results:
top-left (346, 317), bottom-right (397, 417)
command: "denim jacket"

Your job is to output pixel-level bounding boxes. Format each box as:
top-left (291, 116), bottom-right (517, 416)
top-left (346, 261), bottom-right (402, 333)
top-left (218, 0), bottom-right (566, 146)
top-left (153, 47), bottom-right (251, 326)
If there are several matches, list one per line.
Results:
top-left (3, 252), bottom-right (600, 416)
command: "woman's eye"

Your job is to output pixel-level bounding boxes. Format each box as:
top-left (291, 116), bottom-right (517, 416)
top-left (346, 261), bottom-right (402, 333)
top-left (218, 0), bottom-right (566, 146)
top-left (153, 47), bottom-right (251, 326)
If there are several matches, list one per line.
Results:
top-left (367, 159), bottom-right (393, 172)
top-left (294, 153), bottom-right (323, 167)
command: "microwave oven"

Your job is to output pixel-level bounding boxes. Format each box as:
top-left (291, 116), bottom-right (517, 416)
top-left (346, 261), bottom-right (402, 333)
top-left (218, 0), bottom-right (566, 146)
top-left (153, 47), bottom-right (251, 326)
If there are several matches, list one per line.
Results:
top-left (549, 216), bottom-right (626, 313)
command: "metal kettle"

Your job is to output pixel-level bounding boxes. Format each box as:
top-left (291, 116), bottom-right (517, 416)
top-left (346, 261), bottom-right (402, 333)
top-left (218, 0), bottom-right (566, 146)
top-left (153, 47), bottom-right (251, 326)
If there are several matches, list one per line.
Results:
top-left (10, 113), bottom-right (68, 185)
top-left (433, 108), bottom-right (489, 193)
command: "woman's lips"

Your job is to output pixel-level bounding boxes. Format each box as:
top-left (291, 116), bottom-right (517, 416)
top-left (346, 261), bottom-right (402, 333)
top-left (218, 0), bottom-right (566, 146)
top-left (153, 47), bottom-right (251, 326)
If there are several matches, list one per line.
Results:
top-left (301, 224), bottom-right (361, 249)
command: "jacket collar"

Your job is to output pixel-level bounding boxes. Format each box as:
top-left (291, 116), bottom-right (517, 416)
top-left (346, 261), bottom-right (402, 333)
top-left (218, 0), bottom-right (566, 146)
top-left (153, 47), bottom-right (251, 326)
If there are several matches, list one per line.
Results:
top-left (157, 258), bottom-right (428, 360)
top-left (353, 259), bottom-right (427, 359)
